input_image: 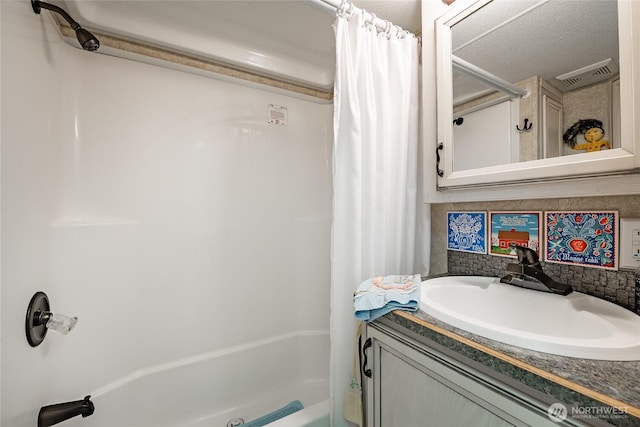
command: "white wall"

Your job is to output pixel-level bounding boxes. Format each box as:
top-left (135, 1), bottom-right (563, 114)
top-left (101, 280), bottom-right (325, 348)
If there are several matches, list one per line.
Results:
top-left (1, 1), bottom-right (332, 424)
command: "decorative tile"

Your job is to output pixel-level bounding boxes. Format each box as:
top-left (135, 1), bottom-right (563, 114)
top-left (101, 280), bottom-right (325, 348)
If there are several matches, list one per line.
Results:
top-left (489, 211), bottom-right (542, 258)
top-left (447, 212), bottom-right (487, 254)
top-left (544, 211), bottom-right (618, 270)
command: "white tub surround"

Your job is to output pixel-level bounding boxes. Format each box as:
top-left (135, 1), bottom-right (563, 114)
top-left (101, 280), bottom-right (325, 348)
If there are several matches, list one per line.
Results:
top-left (1, 0), bottom-right (332, 423)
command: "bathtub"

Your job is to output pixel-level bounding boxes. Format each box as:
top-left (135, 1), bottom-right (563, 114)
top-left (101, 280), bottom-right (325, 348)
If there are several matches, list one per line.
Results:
top-left (71, 331), bottom-right (329, 427)
top-left (262, 400), bottom-right (330, 427)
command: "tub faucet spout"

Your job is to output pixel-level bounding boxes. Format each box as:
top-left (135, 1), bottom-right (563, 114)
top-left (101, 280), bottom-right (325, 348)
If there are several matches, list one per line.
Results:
top-left (500, 245), bottom-right (573, 296)
top-left (38, 395), bottom-right (94, 427)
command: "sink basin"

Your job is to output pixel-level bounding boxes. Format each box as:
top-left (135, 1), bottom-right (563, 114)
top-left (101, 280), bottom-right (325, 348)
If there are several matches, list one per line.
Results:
top-left (420, 276), bottom-right (640, 361)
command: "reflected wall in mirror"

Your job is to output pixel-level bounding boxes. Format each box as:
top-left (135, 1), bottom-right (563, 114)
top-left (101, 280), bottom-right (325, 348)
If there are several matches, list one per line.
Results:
top-left (450, 0), bottom-right (619, 172)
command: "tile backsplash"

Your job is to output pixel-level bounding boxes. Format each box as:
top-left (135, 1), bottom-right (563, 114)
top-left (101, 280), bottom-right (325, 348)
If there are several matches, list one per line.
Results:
top-left (431, 195), bottom-right (640, 312)
top-left (446, 251), bottom-right (636, 310)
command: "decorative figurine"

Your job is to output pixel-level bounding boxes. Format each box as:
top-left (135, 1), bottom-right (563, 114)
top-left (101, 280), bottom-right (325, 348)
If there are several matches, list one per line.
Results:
top-left (563, 119), bottom-right (611, 152)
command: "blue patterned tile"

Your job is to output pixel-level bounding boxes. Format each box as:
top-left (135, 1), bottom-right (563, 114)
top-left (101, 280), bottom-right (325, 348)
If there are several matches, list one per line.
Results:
top-left (544, 211), bottom-right (618, 270)
top-left (447, 212), bottom-right (487, 254)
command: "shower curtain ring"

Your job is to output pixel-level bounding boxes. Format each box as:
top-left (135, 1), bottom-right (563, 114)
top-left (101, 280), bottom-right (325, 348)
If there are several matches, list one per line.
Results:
top-left (384, 20), bottom-right (392, 38)
top-left (366, 12), bottom-right (376, 29)
top-left (338, 0), bottom-right (352, 17)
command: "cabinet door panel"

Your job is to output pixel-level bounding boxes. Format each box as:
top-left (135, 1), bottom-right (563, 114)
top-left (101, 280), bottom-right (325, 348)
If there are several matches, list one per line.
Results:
top-left (379, 347), bottom-right (515, 427)
top-left (543, 95), bottom-right (563, 159)
top-left (366, 325), bottom-right (568, 427)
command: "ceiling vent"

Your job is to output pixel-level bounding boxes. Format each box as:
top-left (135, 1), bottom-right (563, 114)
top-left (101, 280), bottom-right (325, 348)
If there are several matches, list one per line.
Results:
top-left (555, 58), bottom-right (618, 90)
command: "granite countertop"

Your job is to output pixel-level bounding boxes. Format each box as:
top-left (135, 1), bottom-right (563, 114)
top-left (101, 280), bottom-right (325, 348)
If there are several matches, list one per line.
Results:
top-left (377, 309), bottom-right (640, 426)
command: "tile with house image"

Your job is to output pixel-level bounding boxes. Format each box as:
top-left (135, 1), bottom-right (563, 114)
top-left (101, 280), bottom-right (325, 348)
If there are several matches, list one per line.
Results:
top-left (489, 211), bottom-right (542, 257)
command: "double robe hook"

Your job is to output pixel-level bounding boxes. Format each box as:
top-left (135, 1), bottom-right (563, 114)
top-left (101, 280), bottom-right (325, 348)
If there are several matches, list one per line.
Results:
top-left (516, 118), bottom-right (533, 133)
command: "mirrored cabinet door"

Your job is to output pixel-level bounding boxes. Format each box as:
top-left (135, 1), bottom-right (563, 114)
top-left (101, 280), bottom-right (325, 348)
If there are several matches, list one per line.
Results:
top-left (434, 0), bottom-right (640, 189)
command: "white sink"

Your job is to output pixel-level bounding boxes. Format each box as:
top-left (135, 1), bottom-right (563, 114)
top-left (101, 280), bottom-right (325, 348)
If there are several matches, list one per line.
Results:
top-left (420, 276), bottom-right (640, 361)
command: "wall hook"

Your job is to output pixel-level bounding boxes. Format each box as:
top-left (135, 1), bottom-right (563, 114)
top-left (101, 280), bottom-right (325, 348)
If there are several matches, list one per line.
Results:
top-left (516, 118), bottom-right (533, 133)
top-left (25, 291), bottom-right (78, 347)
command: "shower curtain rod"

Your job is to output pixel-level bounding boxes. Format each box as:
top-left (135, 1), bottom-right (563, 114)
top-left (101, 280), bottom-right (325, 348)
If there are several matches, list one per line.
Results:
top-left (307, 0), bottom-right (409, 33)
top-left (452, 55), bottom-right (529, 99)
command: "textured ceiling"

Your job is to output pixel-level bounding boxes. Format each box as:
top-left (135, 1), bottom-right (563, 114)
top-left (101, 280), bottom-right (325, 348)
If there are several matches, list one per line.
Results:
top-left (452, 0), bottom-right (619, 102)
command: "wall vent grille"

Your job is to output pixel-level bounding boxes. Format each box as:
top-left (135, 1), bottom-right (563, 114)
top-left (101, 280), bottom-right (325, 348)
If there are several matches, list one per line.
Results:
top-left (555, 58), bottom-right (618, 90)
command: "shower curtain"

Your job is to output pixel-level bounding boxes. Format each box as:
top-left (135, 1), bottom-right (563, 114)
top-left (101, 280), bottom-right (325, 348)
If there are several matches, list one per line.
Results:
top-left (330, 7), bottom-right (427, 427)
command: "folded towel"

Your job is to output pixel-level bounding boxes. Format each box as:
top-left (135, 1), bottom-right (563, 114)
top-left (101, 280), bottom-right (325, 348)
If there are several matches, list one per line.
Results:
top-left (353, 274), bottom-right (421, 322)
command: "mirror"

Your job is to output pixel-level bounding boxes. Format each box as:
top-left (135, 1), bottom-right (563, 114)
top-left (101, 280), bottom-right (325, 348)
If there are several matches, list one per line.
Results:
top-left (453, 0), bottom-right (618, 170)
top-left (436, 0), bottom-right (637, 187)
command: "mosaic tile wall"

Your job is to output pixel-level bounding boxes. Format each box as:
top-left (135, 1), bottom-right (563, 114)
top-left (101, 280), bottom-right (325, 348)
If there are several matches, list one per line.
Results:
top-left (431, 195), bottom-right (640, 312)
top-left (446, 251), bottom-right (636, 310)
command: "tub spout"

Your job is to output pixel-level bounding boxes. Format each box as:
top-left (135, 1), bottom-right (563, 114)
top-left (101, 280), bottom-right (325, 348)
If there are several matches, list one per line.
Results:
top-left (38, 395), bottom-right (94, 427)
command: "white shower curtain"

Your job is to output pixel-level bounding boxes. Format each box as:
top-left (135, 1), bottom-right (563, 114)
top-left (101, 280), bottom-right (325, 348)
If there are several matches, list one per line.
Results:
top-left (330, 8), bottom-right (427, 427)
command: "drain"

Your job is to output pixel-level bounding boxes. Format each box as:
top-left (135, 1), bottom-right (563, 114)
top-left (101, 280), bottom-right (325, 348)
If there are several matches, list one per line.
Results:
top-left (226, 418), bottom-right (244, 427)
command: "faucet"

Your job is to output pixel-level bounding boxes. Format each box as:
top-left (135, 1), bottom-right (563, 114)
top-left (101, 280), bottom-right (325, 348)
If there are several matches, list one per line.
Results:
top-left (38, 395), bottom-right (94, 427)
top-left (500, 245), bottom-right (573, 296)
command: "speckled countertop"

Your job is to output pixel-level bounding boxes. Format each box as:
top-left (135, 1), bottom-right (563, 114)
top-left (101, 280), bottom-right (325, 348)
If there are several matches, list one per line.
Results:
top-left (375, 309), bottom-right (640, 426)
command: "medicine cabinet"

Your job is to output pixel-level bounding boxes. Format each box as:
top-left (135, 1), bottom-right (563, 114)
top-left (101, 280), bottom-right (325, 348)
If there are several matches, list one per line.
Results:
top-left (434, 0), bottom-right (640, 191)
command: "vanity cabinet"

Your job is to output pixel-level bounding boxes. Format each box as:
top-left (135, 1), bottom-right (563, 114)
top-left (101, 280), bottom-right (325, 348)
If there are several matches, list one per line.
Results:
top-left (363, 322), bottom-right (585, 427)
